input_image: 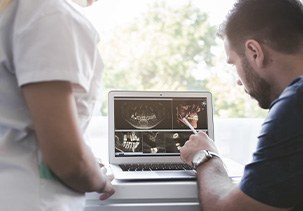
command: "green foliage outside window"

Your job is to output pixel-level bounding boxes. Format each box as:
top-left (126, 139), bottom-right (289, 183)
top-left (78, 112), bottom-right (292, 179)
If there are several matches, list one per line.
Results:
top-left (99, 0), bottom-right (267, 118)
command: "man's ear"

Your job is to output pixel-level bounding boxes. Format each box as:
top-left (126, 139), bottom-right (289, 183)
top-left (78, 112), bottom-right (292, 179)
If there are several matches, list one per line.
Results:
top-left (244, 40), bottom-right (265, 68)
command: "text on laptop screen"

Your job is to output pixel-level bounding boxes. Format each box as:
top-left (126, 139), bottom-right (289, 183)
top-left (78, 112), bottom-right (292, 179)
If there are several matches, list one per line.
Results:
top-left (114, 97), bottom-right (208, 157)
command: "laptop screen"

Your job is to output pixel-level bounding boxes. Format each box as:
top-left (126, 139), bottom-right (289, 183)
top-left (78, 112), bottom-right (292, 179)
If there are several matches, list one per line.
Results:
top-left (113, 96), bottom-right (210, 157)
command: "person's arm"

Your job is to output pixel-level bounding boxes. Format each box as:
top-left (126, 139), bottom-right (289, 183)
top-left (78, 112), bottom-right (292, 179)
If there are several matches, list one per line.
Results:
top-left (180, 131), bottom-right (291, 211)
top-left (22, 81), bottom-right (114, 200)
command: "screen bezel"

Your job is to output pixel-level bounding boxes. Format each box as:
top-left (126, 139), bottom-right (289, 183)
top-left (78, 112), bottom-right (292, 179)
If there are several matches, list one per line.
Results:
top-left (108, 90), bottom-right (214, 164)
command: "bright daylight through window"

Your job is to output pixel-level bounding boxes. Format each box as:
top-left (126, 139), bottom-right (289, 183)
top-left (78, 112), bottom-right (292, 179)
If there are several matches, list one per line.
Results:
top-left (83, 0), bottom-right (267, 165)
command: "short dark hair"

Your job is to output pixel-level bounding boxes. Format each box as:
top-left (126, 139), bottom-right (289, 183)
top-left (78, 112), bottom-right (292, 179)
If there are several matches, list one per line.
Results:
top-left (218, 0), bottom-right (303, 55)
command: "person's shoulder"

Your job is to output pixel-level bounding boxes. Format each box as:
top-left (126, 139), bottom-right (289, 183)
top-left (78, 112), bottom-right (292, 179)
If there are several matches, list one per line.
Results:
top-left (13, 0), bottom-right (67, 33)
top-left (15, 0), bottom-right (80, 24)
top-left (275, 76), bottom-right (303, 100)
top-left (288, 76), bottom-right (303, 88)
top-left (269, 76), bottom-right (303, 115)
top-left (15, 0), bottom-right (97, 36)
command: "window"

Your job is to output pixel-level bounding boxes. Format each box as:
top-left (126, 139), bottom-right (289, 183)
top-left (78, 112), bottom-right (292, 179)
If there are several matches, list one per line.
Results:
top-left (83, 0), bottom-right (266, 165)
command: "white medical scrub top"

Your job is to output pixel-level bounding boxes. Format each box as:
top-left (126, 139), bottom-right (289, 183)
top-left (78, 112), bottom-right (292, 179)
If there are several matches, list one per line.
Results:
top-left (0, 0), bottom-right (103, 210)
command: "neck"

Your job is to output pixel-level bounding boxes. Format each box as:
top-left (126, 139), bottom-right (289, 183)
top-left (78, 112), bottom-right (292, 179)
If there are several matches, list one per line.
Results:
top-left (265, 51), bottom-right (303, 100)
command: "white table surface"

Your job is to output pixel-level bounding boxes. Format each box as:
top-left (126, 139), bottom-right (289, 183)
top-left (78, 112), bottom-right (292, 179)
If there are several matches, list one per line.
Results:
top-left (84, 116), bottom-right (245, 210)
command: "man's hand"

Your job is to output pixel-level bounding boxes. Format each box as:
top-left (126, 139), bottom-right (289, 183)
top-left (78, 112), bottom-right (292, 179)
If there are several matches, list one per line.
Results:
top-left (180, 131), bottom-right (218, 166)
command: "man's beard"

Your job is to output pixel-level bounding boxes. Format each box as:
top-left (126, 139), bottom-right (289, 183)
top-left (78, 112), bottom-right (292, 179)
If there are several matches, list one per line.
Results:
top-left (241, 57), bottom-right (272, 109)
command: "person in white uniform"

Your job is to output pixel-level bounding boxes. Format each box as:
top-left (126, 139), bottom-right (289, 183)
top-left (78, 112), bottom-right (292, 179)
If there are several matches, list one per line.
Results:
top-left (0, 0), bottom-right (115, 210)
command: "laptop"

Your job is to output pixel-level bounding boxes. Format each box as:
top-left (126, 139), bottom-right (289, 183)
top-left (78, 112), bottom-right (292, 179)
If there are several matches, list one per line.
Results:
top-left (108, 90), bottom-right (214, 180)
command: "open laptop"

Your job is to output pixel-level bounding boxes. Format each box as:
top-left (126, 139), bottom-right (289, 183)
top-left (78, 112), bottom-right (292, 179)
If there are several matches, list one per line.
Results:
top-left (108, 90), bottom-right (214, 180)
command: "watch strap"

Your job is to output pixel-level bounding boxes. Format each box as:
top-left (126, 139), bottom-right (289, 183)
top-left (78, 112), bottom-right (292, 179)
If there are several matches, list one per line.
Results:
top-left (207, 150), bottom-right (220, 159)
top-left (192, 150), bottom-right (222, 169)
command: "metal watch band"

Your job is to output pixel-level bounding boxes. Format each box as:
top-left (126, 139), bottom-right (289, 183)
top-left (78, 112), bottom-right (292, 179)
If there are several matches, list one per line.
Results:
top-left (204, 150), bottom-right (227, 171)
top-left (207, 150), bottom-right (221, 159)
top-left (192, 150), bottom-right (222, 169)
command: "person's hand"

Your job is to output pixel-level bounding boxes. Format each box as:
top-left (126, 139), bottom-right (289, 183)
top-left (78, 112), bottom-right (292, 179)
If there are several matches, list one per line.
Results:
top-left (98, 166), bottom-right (115, 200)
top-left (180, 131), bottom-right (218, 166)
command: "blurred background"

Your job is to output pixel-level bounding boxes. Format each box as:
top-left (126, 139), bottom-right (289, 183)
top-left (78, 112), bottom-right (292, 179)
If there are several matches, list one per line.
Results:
top-left (81, 0), bottom-right (266, 165)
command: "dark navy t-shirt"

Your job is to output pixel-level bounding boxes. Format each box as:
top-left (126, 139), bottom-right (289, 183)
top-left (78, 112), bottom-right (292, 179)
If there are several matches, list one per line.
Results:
top-left (240, 77), bottom-right (303, 210)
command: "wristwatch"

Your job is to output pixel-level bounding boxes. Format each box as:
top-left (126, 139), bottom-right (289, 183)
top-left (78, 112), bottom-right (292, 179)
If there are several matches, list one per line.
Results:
top-left (192, 150), bottom-right (221, 169)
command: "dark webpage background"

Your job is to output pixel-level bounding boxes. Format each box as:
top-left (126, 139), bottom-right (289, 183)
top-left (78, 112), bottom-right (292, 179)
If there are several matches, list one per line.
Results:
top-left (114, 97), bottom-right (208, 156)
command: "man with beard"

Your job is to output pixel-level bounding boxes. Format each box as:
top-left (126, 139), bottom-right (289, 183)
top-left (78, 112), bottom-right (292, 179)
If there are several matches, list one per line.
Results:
top-left (180, 0), bottom-right (303, 210)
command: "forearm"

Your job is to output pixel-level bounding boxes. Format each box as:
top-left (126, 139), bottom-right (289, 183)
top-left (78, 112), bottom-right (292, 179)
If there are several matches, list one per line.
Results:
top-left (181, 132), bottom-right (292, 211)
top-left (35, 101), bottom-right (108, 193)
top-left (195, 157), bottom-right (235, 211)
top-left (22, 81), bottom-right (109, 193)
top-left (53, 144), bottom-right (108, 193)
top-left (38, 124), bottom-right (114, 197)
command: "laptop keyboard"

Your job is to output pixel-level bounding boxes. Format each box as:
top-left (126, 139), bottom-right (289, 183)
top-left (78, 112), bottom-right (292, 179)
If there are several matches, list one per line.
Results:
top-left (119, 163), bottom-right (193, 171)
